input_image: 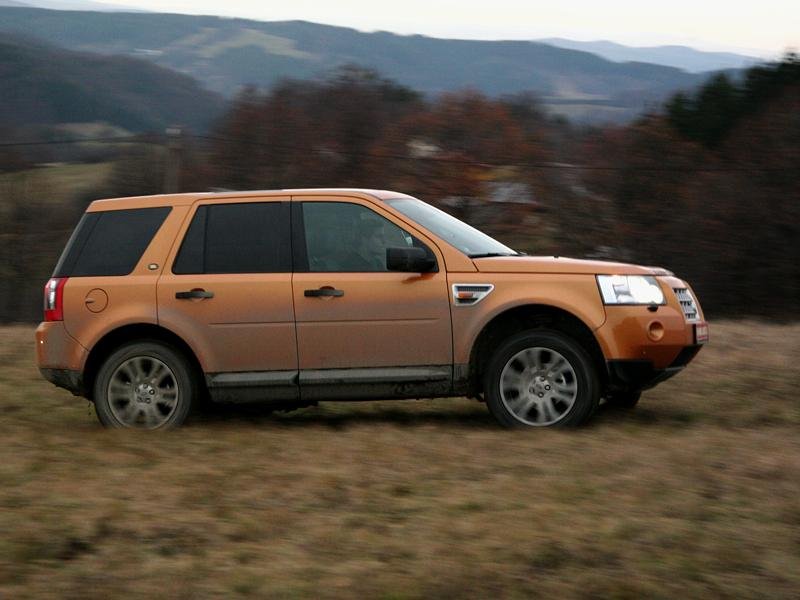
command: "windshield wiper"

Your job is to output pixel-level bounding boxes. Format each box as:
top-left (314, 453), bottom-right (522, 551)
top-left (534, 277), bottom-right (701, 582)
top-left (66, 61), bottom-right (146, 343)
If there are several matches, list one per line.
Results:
top-left (468, 252), bottom-right (524, 259)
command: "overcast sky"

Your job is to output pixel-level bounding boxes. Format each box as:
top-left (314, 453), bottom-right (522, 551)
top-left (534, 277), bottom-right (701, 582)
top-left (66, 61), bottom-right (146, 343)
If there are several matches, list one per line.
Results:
top-left (98, 0), bottom-right (797, 56)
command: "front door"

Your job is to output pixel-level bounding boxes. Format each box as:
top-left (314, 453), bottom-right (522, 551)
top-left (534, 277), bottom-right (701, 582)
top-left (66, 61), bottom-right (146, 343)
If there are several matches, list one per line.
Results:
top-left (291, 196), bottom-right (453, 398)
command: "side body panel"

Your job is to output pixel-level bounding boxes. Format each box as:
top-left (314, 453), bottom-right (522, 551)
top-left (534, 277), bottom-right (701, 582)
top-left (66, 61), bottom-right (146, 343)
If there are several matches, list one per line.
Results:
top-left (158, 273), bottom-right (297, 373)
top-left (291, 195), bottom-right (453, 372)
top-left (156, 196), bottom-right (297, 374)
top-left (449, 272), bottom-right (608, 366)
top-left (293, 271), bottom-right (453, 369)
top-left (60, 205), bottom-right (190, 370)
top-left (451, 272), bottom-right (703, 373)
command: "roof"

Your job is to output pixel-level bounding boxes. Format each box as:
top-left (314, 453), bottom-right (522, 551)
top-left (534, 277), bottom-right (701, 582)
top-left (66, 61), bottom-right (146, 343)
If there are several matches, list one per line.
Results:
top-left (87, 188), bottom-right (415, 211)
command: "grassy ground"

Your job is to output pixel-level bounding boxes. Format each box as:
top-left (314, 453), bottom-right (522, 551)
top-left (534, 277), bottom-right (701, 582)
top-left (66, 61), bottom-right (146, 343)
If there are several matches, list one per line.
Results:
top-left (0, 321), bottom-right (798, 599)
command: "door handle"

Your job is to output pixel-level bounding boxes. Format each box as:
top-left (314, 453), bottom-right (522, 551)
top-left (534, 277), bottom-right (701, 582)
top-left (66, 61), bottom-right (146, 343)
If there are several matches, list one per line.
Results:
top-left (175, 289), bottom-right (214, 300)
top-left (304, 288), bottom-right (344, 298)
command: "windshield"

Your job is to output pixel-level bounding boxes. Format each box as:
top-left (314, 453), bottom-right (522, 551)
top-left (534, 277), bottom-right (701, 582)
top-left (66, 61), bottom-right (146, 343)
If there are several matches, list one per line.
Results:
top-left (384, 198), bottom-right (518, 258)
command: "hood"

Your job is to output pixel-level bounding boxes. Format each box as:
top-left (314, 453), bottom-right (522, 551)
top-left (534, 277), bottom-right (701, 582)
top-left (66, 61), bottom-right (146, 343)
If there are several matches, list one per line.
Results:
top-left (473, 256), bottom-right (670, 276)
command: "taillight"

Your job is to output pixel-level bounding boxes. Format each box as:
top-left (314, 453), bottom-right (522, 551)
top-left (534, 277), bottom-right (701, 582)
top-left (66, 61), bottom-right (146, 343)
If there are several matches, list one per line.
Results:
top-left (43, 277), bottom-right (68, 321)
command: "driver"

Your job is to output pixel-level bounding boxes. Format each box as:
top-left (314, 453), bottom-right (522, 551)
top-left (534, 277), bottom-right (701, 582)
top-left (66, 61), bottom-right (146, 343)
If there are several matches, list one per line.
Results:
top-left (345, 218), bottom-right (386, 271)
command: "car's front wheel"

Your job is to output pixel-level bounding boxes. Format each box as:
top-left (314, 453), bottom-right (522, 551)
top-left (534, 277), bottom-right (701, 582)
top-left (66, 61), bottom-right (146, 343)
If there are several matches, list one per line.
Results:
top-left (93, 341), bottom-right (197, 429)
top-left (484, 329), bottom-right (600, 428)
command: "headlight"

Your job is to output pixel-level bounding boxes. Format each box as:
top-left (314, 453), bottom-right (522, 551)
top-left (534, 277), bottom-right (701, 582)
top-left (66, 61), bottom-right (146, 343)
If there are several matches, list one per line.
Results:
top-left (596, 275), bottom-right (665, 305)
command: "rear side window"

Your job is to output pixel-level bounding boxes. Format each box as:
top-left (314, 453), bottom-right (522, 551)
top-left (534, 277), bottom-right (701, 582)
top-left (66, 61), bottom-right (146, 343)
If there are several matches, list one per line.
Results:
top-left (53, 207), bottom-right (171, 277)
top-left (172, 202), bottom-right (291, 274)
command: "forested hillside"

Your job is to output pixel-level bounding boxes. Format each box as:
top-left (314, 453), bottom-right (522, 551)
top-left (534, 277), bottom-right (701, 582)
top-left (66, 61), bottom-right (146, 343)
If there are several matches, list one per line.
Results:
top-left (0, 36), bottom-right (224, 132)
top-left (0, 6), bottom-right (710, 123)
top-left (580, 55), bottom-right (800, 315)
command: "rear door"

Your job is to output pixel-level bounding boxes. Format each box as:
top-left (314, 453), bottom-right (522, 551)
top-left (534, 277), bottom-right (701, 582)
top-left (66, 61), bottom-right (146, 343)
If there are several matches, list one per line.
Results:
top-left (157, 197), bottom-right (297, 396)
top-left (291, 195), bottom-right (453, 396)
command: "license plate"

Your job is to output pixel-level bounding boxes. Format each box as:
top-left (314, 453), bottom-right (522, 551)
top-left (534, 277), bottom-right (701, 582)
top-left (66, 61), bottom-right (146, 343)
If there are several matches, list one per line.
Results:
top-left (694, 322), bottom-right (709, 344)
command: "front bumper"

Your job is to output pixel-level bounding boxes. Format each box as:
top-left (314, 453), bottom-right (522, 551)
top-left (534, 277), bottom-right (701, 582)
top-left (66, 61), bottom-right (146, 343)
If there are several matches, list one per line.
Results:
top-left (595, 276), bottom-right (707, 392)
top-left (607, 345), bottom-right (702, 391)
top-left (595, 277), bottom-right (707, 367)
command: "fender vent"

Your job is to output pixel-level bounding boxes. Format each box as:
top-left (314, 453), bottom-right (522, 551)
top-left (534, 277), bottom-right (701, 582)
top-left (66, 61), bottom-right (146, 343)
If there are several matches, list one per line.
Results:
top-left (452, 284), bottom-right (494, 306)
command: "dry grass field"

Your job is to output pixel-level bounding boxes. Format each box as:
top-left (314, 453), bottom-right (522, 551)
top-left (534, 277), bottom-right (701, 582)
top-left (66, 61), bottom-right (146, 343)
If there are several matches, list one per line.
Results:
top-left (0, 321), bottom-right (798, 599)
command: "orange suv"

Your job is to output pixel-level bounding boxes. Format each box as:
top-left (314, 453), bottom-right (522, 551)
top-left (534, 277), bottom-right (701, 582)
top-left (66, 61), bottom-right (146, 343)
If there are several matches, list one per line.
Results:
top-left (36, 189), bottom-right (708, 429)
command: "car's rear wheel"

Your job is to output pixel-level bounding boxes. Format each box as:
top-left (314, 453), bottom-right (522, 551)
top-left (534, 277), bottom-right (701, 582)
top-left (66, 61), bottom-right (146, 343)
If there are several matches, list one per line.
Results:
top-left (93, 341), bottom-right (197, 429)
top-left (484, 329), bottom-right (600, 428)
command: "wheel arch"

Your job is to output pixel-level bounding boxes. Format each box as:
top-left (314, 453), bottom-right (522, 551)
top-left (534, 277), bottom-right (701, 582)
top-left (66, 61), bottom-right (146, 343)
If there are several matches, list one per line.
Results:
top-left (82, 323), bottom-right (205, 401)
top-left (466, 304), bottom-right (607, 396)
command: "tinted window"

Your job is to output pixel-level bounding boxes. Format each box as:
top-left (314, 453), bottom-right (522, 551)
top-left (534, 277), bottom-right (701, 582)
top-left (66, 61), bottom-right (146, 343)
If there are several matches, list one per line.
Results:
top-left (302, 202), bottom-right (431, 272)
top-left (171, 206), bottom-right (206, 275)
top-left (53, 207), bottom-right (171, 277)
top-left (172, 202), bottom-right (291, 274)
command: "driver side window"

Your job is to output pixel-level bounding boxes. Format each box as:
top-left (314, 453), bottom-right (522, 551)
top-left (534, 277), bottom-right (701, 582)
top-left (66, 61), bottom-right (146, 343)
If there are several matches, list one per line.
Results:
top-left (301, 202), bottom-right (423, 272)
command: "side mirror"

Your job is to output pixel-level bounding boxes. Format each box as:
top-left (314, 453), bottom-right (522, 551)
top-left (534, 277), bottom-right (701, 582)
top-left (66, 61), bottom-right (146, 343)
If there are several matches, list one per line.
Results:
top-left (386, 247), bottom-right (436, 273)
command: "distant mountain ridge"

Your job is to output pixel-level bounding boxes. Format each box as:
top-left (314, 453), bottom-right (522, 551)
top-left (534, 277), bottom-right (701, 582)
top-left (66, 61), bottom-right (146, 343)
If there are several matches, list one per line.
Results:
top-left (0, 6), bottom-right (720, 123)
top-left (0, 35), bottom-right (224, 131)
top-left (538, 38), bottom-right (764, 73)
top-left (0, 0), bottom-right (147, 11)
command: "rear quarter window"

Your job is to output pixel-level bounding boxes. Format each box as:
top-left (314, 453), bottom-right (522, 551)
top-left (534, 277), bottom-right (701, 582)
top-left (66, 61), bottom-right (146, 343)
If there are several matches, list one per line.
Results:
top-left (53, 207), bottom-right (171, 277)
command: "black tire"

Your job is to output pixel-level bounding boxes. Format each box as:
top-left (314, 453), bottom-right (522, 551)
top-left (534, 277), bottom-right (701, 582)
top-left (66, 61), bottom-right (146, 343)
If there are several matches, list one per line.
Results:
top-left (483, 329), bottom-right (600, 428)
top-left (93, 340), bottom-right (197, 429)
top-left (605, 390), bottom-right (642, 410)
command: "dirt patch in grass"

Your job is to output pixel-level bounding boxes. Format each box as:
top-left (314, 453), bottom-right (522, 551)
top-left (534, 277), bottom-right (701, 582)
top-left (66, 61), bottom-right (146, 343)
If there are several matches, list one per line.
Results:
top-left (0, 321), bottom-right (799, 598)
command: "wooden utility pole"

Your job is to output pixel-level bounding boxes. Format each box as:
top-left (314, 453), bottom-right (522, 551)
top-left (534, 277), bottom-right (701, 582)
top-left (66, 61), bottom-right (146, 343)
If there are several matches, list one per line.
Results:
top-left (164, 126), bottom-right (183, 193)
